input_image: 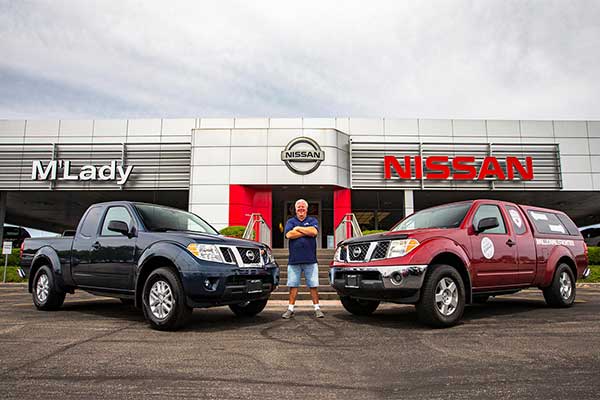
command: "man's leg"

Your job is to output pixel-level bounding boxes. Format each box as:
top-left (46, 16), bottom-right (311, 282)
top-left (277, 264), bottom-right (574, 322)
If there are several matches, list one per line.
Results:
top-left (306, 263), bottom-right (324, 318)
top-left (309, 287), bottom-right (320, 305)
top-left (283, 265), bottom-right (300, 319)
top-left (289, 287), bottom-right (299, 305)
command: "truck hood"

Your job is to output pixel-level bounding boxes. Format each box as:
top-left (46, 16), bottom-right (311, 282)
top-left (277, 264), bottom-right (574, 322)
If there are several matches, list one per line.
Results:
top-left (342, 228), bottom-right (458, 245)
top-left (151, 231), bottom-right (266, 248)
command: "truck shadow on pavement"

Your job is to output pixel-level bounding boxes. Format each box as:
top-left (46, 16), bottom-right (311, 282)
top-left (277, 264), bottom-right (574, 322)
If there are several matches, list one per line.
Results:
top-left (58, 299), bottom-right (281, 331)
top-left (334, 297), bottom-right (549, 330)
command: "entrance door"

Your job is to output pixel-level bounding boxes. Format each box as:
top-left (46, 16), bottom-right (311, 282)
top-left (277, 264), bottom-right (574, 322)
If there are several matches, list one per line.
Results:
top-left (284, 200), bottom-right (322, 248)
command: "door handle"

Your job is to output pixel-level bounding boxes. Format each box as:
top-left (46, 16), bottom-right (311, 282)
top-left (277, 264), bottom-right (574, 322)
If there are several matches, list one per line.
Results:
top-left (506, 239), bottom-right (516, 247)
top-left (92, 242), bottom-right (101, 250)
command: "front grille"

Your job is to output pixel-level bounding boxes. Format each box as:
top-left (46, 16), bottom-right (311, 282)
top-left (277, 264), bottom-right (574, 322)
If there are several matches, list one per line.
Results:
top-left (220, 247), bottom-right (235, 263)
top-left (226, 275), bottom-right (273, 285)
top-left (334, 271), bottom-right (382, 280)
top-left (348, 243), bottom-right (370, 261)
top-left (371, 241), bottom-right (390, 260)
top-left (237, 247), bottom-right (261, 264)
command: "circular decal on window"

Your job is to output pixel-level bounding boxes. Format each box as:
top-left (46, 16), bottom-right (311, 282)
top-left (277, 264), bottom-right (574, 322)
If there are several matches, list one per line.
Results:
top-left (509, 209), bottom-right (523, 228)
top-left (481, 237), bottom-right (495, 259)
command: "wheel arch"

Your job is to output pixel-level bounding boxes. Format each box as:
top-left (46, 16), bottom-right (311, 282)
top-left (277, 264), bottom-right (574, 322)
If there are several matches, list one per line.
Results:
top-left (428, 251), bottom-right (473, 304)
top-left (541, 246), bottom-right (577, 287)
top-left (135, 255), bottom-right (180, 308)
top-left (28, 248), bottom-right (61, 293)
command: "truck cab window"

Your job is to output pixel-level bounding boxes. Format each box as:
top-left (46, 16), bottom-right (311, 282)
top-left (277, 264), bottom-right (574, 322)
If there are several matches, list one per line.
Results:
top-left (505, 205), bottom-right (526, 235)
top-left (473, 204), bottom-right (507, 234)
top-left (79, 207), bottom-right (102, 238)
top-left (101, 207), bottom-right (134, 236)
top-left (527, 210), bottom-right (568, 235)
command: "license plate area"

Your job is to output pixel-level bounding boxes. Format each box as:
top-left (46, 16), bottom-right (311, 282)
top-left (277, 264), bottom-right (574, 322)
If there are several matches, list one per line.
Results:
top-left (246, 279), bottom-right (263, 293)
top-left (345, 274), bottom-right (360, 288)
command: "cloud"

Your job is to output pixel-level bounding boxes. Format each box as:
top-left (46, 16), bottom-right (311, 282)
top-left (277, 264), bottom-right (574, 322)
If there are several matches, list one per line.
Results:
top-left (0, 0), bottom-right (599, 119)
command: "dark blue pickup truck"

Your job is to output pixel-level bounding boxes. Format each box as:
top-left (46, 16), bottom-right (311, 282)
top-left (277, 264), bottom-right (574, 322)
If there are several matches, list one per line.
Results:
top-left (20, 201), bottom-right (279, 330)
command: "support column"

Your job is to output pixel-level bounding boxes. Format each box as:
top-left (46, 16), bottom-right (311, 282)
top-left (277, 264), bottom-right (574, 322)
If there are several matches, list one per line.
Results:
top-left (333, 188), bottom-right (352, 227)
top-left (228, 185), bottom-right (272, 229)
top-left (404, 190), bottom-right (414, 216)
top-left (0, 192), bottom-right (6, 246)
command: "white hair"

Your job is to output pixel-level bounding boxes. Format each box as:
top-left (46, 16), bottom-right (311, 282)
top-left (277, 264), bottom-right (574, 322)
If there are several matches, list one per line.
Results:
top-left (295, 199), bottom-right (308, 208)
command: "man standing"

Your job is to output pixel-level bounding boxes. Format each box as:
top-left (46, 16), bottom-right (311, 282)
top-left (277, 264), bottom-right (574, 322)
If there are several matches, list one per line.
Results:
top-left (282, 199), bottom-right (324, 319)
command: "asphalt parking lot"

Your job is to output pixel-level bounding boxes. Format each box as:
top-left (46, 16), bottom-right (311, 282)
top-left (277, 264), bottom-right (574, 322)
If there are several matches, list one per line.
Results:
top-left (1, 284), bottom-right (599, 400)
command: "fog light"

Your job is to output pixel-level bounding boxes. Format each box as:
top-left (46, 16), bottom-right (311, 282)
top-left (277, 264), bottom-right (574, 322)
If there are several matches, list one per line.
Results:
top-left (390, 271), bottom-right (403, 285)
top-left (203, 278), bottom-right (218, 291)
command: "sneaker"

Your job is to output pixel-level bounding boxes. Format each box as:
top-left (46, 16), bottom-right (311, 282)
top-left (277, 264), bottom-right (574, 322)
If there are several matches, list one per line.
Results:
top-left (282, 309), bottom-right (295, 319)
top-left (315, 309), bottom-right (325, 318)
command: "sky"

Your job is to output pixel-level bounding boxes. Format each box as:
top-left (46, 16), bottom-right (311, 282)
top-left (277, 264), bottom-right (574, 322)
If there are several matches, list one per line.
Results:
top-left (0, 0), bottom-right (599, 120)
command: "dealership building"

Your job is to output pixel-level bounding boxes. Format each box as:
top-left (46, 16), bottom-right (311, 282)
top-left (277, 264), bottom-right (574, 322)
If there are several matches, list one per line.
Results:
top-left (1, 117), bottom-right (599, 248)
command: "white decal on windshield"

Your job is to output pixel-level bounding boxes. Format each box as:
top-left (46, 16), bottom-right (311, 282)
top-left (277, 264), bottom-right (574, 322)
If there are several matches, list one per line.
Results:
top-left (509, 209), bottom-right (523, 228)
top-left (548, 224), bottom-right (566, 234)
top-left (530, 211), bottom-right (548, 221)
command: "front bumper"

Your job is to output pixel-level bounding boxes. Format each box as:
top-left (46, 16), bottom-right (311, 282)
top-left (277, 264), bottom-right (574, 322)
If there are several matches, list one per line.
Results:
top-left (330, 265), bottom-right (428, 302)
top-left (182, 262), bottom-right (280, 308)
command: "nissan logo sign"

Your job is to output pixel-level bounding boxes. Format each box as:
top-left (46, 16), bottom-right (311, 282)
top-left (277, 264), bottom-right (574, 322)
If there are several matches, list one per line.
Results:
top-left (245, 250), bottom-right (256, 262)
top-left (281, 137), bottom-right (325, 175)
top-left (352, 247), bottom-right (362, 257)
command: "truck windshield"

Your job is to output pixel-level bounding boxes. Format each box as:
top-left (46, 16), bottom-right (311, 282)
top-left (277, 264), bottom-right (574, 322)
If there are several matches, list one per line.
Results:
top-left (134, 204), bottom-right (219, 235)
top-left (392, 202), bottom-right (472, 231)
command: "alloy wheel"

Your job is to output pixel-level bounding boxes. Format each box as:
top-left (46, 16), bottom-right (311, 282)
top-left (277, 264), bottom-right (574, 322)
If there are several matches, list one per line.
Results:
top-left (149, 280), bottom-right (173, 319)
top-left (435, 277), bottom-right (458, 316)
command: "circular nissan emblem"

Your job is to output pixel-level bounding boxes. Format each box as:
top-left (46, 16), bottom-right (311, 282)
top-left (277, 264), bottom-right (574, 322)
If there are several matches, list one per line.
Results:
top-left (352, 247), bottom-right (362, 257)
top-left (281, 137), bottom-right (325, 175)
top-left (246, 250), bottom-right (256, 261)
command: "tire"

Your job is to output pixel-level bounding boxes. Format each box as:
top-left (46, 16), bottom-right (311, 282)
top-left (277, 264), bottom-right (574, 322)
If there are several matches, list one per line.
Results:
top-left (142, 267), bottom-right (192, 331)
top-left (340, 296), bottom-right (380, 316)
top-left (473, 295), bottom-right (490, 304)
top-left (229, 298), bottom-right (269, 317)
top-left (416, 264), bottom-right (465, 328)
top-left (32, 265), bottom-right (66, 311)
top-left (543, 263), bottom-right (576, 308)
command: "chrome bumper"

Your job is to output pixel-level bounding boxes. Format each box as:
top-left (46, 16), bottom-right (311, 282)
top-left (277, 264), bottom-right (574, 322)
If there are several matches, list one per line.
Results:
top-left (330, 265), bottom-right (429, 290)
top-left (583, 267), bottom-right (591, 279)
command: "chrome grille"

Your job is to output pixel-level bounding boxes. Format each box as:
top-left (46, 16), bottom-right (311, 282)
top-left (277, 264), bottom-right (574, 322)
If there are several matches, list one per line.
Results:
top-left (371, 241), bottom-right (390, 260)
top-left (237, 247), bottom-right (261, 264)
top-left (220, 247), bottom-right (235, 264)
top-left (348, 243), bottom-right (370, 262)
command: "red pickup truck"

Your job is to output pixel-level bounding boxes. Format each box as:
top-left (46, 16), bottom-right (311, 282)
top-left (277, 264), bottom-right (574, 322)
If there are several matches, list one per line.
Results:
top-left (331, 200), bottom-right (590, 327)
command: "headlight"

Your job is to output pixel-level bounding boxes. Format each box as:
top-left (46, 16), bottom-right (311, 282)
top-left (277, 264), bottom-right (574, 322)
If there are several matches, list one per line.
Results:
top-left (262, 247), bottom-right (275, 264)
top-left (334, 245), bottom-right (343, 262)
top-left (387, 239), bottom-right (420, 258)
top-left (187, 243), bottom-right (224, 263)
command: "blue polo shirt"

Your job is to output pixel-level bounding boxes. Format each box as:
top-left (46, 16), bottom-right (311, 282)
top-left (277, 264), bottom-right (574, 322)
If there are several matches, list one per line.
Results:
top-left (285, 216), bottom-right (319, 265)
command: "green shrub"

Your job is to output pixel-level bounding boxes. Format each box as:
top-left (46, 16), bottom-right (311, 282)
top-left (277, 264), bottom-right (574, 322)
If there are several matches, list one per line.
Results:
top-left (362, 230), bottom-right (387, 236)
top-left (1, 266), bottom-right (26, 283)
top-left (0, 248), bottom-right (21, 266)
top-left (582, 265), bottom-right (600, 283)
top-left (588, 246), bottom-right (600, 265)
top-left (219, 226), bottom-right (247, 238)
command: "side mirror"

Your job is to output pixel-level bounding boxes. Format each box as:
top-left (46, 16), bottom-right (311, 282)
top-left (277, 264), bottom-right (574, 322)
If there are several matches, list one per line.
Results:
top-left (108, 220), bottom-right (131, 237)
top-left (476, 217), bottom-right (499, 233)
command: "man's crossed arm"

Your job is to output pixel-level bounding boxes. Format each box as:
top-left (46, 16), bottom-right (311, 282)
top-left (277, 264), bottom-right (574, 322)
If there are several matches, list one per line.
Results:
top-left (285, 226), bottom-right (318, 239)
